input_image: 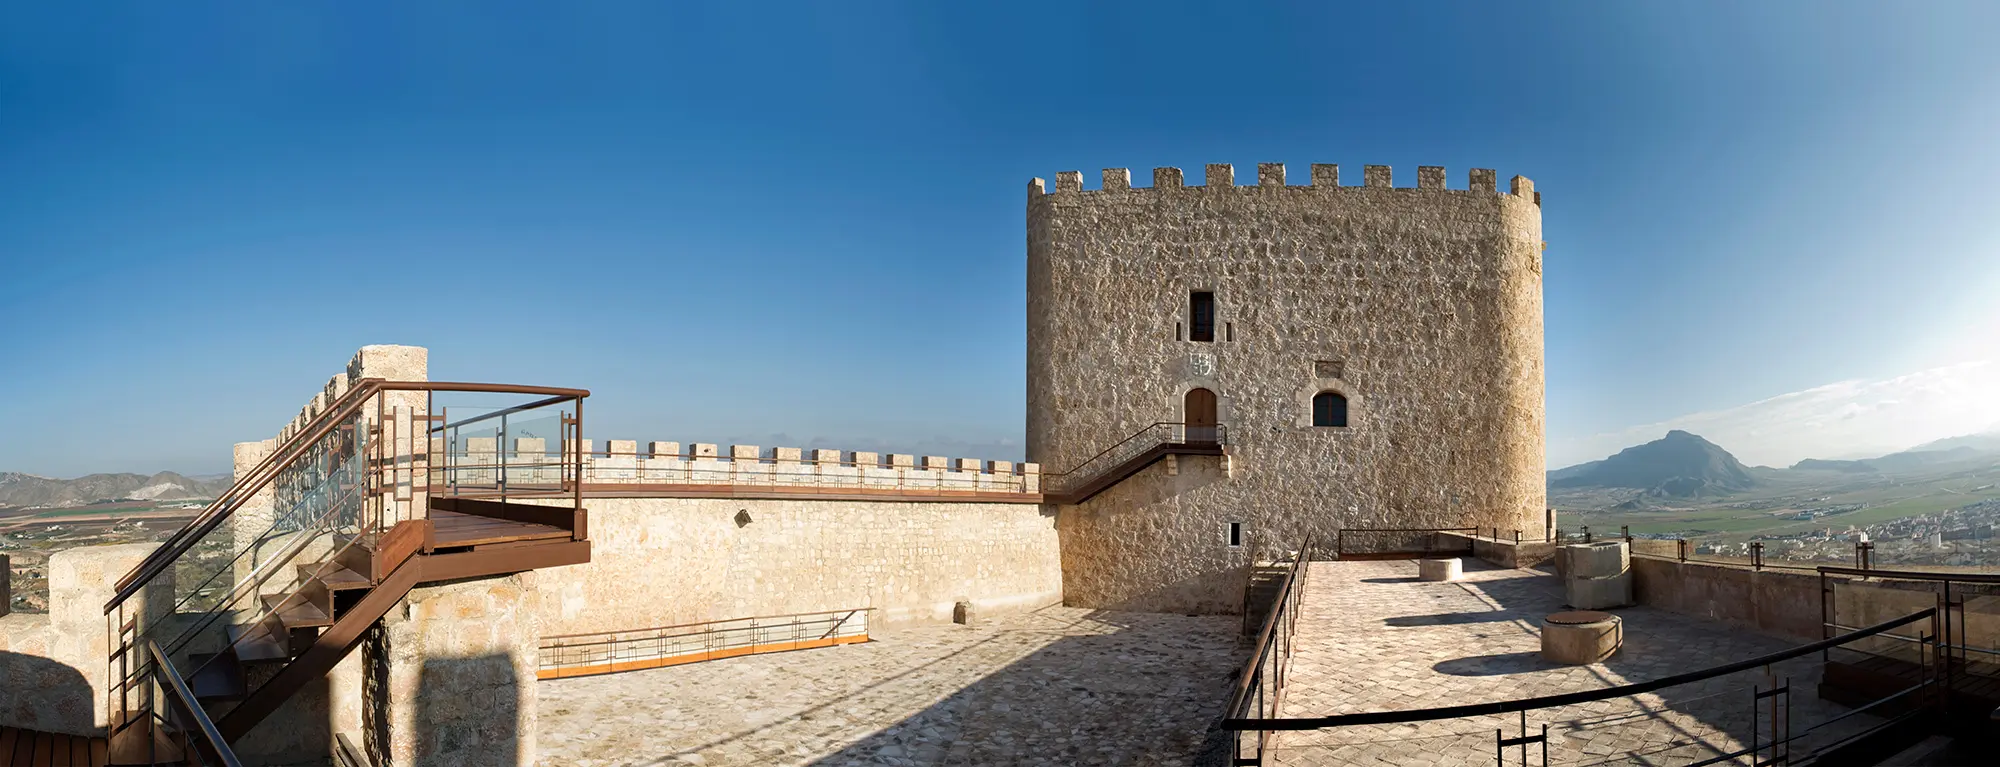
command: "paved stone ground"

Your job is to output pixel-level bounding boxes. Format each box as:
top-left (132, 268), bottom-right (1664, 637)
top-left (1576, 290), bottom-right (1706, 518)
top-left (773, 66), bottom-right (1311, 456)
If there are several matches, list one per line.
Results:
top-left (536, 606), bottom-right (1240, 766)
top-left (1269, 560), bottom-right (1878, 766)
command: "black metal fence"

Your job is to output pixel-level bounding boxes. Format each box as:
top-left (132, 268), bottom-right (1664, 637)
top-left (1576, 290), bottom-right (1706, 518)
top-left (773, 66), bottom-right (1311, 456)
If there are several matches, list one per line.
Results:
top-left (1220, 608), bottom-right (1940, 766)
top-left (1334, 527), bottom-right (1476, 560)
top-left (1221, 538), bottom-right (1313, 765)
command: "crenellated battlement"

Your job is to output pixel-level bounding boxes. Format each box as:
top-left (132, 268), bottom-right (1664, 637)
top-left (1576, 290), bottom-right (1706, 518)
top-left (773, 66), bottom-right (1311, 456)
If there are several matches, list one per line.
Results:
top-left (487, 439), bottom-right (1042, 496)
top-left (1028, 162), bottom-right (1537, 204)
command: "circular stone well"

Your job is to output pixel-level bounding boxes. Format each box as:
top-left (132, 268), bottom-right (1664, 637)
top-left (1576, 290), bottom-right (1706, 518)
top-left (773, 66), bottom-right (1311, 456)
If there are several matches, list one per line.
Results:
top-left (1418, 558), bottom-right (1462, 582)
top-left (1541, 610), bottom-right (1622, 665)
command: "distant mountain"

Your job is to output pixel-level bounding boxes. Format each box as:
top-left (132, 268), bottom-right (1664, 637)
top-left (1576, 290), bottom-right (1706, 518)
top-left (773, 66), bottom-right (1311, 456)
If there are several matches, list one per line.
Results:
top-left (1789, 458), bottom-right (1879, 473)
top-left (1789, 428), bottom-right (2000, 474)
top-left (0, 471), bottom-right (230, 509)
top-left (1902, 429), bottom-right (2000, 455)
top-left (1549, 430), bottom-right (1759, 498)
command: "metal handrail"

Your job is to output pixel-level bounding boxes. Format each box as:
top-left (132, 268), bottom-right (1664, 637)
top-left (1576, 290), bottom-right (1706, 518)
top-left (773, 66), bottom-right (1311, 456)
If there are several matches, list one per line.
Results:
top-left (539, 608), bottom-right (873, 679)
top-left (106, 379), bottom-right (590, 612)
top-left (1223, 607), bottom-right (1937, 730)
top-left (543, 607), bottom-right (877, 641)
top-left (1223, 539), bottom-right (1312, 719)
top-left (1042, 422), bottom-right (1226, 496)
top-left (1335, 527), bottom-right (1477, 558)
top-left (1818, 564), bottom-right (2000, 584)
top-left (147, 639), bottom-right (241, 767)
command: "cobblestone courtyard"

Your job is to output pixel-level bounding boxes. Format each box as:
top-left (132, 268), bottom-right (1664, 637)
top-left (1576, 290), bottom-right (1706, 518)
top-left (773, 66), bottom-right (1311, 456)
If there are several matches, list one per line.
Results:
top-left (1272, 560), bottom-right (1876, 766)
top-left (537, 606), bottom-right (1240, 766)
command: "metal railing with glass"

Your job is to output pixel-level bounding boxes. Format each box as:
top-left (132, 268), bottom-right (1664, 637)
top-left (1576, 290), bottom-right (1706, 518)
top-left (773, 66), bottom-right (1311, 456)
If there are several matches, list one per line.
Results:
top-left (101, 379), bottom-right (588, 756)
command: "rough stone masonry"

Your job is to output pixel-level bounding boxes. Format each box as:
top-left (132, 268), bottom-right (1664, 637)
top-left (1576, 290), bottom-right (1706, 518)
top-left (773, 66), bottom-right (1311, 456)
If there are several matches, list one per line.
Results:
top-left (1027, 162), bottom-right (1546, 613)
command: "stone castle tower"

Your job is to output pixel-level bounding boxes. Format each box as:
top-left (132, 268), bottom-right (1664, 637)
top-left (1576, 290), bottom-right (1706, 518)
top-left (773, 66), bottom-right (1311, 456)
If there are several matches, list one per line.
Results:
top-left (1026, 162), bottom-right (1546, 613)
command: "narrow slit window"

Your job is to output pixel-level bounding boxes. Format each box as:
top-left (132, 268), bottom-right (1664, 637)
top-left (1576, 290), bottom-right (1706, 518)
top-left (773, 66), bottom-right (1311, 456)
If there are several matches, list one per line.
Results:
top-left (1176, 321), bottom-right (1183, 341)
top-left (1228, 521), bottom-right (1243, 547)
top-left (1225, 322), bottom-right (1235, 342)
top-left (1190, 291), bottom-right (1215, 342)
top-left (1313, 391), bottom-right (1349, 427)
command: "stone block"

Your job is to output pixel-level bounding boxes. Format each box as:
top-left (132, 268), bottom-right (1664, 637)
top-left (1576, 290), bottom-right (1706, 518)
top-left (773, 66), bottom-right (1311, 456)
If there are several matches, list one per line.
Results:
top-left (1101, 168), bottom-right (1129, 191)
top-left (1470, 168), bottom-right (1497, 193)
top-left (1153, 167), bottom-right (1183, 188)
top-left (810, 449), bottom-right (841, 464)
top-left (1258, 162), bottom-right (1285, 186)
top-left (1364, 165), bottom-right (1392, 187)
top-left (1205, 163), bottom-right (1234, 188)
top-left (1418, 558), bottom-right (1461, 582)
top-left (1564, 541), bottom-right (1629, 579)
top-left (606, 440), bottom-right (638, 456)
top-left (1565, 572), bottom-right (1632, 610)
top-left (1418, 165), bottom-right (1446, 189)
top-left (920, 456), bottom-right (948, 471)
top-left (648, 441), bottom-right (680, 459)
top-left (346, 344), bottom-right (428, 384)
top-left (729, 445), bottom-right (760, 460)
top-left (956, 458), bottom-right (982, 473)
top-left (850, 451), bottom-right (879, 467)
top-left (1311, 163), bottom-right (1339, 187)
top-left (1542, 611), bottom-right (1621, 664)
top-left (690, 443), bottom-right (718, 458)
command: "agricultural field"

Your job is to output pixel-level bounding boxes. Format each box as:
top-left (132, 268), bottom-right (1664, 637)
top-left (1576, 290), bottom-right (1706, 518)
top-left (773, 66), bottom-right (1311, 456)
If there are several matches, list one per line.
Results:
top-left (1555, 454), bottom-right (2000, 569)
top-left (2, 501), bottom-right (204, 613)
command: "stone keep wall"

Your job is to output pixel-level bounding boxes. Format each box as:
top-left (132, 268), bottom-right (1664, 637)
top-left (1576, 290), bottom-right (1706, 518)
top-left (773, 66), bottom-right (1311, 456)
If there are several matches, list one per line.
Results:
top-left (1027, 162), bottom-right (1546, 613)
top-left (535, 497), bottom-right (1063, 634)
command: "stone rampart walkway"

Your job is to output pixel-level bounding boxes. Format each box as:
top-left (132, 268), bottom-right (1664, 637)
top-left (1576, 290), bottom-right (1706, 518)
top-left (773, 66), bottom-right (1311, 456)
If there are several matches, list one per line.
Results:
top-left (536, 606), bottom-right (1238, 766)
top-left (1270, 560), bottom-right (1876, 766)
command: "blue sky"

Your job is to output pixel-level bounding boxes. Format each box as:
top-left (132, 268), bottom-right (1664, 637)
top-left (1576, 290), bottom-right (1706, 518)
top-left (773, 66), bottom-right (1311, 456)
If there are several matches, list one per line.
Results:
top-left (3, 2), bottom-right (1998, 477)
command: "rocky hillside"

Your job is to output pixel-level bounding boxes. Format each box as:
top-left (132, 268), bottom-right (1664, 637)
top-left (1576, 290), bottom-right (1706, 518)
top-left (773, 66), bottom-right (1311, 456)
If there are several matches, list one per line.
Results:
top-left (1549, 430), bottom-right (1759, 498)
top-left (0, 471), bottom-right (230, 508)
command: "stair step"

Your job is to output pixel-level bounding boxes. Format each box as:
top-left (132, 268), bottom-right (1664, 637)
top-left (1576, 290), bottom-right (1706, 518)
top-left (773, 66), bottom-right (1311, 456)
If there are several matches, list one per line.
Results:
top-left (186, 652), bottom-right (246, 701)
top-left (262, 593), bottom-right (334, 630)
top-left (225, 621), bottom-right (290, 663)
top-left (296, 562), bottom-right (372, 591)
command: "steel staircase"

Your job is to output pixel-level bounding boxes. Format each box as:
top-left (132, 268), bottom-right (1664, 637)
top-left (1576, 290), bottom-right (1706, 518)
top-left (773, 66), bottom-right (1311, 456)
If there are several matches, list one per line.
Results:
top-left (99, 379), bottom-right (593, 766)
top-left (1041, 422), bottom-right (1227, 505)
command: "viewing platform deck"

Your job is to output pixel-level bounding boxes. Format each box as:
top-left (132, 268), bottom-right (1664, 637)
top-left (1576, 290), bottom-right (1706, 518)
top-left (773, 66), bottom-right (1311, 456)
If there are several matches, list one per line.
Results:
top-left (1267, 560), bottom-right (1879, 766)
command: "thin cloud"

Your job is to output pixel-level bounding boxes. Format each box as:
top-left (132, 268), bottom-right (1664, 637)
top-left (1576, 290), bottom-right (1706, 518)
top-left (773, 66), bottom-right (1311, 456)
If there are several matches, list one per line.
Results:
top-left (1552, 360), bottom-right (2000, 468)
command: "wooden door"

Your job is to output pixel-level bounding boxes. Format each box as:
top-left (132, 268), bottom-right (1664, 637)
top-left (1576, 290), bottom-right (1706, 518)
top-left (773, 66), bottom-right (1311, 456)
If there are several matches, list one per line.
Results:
top-left (1184, 388), bottom-right (1217, 443)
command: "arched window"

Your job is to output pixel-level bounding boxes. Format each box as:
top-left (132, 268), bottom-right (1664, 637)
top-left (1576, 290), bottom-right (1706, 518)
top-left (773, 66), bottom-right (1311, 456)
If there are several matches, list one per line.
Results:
top-left (1312, 391), bottom-right (1348, 427)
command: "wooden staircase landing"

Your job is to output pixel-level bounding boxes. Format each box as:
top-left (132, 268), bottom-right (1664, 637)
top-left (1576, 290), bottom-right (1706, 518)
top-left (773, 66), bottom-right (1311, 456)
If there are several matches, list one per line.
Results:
top-left (0, 725), bottom-right (113, 767)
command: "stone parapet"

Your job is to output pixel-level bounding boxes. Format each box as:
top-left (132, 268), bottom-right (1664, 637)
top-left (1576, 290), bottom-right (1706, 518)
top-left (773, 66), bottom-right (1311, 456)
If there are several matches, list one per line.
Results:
top-left (1031, 162), bottom-right (1536, 204)
top-left (568, 441), bottom-right (1040, 497)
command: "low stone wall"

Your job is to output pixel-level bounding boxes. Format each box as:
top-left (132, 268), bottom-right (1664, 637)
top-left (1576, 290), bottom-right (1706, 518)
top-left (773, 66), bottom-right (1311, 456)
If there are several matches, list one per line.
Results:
top-left (0, 543), bottom-right (164, 736)
top-left (1629, 556), bottom-right (1824, 641)
top-left (537, 497), bottom-right (1063, 635)
top-left (1439, 532), bottom-right (1556, 569)
top-left (1624, 555), bottom-right (2000, 650)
